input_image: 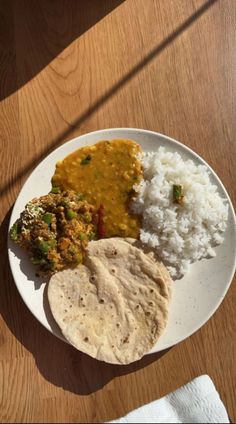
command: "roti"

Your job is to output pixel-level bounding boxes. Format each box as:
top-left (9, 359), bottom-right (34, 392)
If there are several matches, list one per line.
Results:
top-left (123, 238), bottom-right (173, 300)
top-left (47, 238), bottom-right (172, 364)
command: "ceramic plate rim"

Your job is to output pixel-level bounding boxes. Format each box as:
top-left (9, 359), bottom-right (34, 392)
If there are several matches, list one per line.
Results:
top-left (8, 128), bottom-right (236, 353)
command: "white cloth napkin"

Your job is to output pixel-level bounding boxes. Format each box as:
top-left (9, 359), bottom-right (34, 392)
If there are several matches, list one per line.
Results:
top-left (109, 375), bottom-right (229, 423)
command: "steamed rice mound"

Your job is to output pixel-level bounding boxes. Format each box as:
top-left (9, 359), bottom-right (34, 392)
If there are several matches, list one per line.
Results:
top-left (132, 147), bottom-right (228, 278)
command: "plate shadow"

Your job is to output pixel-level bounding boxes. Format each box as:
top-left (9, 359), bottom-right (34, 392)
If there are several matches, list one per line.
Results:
top-left (1, 207), bottom-right (170, 395)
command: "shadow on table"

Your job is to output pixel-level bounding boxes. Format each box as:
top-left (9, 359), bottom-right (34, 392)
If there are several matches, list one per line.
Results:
top-left (0, 208), bottom-right (170, 395)
top-left (0, 0), bottom-right (125, 101)
top-left (0, 0), bottom-right (218, 202)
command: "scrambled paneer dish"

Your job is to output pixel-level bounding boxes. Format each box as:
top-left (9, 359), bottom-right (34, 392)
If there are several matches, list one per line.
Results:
top-left (10, 190), bottom-right (97, 273)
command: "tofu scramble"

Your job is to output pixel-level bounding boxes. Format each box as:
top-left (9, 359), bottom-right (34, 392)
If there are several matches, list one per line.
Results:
top-left (52, 139), bottom-right (143, 238)
top-left (10, 190), bottom-right (97, 273)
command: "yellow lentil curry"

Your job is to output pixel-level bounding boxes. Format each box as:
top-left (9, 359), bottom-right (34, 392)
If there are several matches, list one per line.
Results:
top-left (52, 139), bottom-right (142, 238)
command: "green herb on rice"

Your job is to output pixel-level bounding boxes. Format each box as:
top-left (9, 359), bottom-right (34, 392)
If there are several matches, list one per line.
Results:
top-left (173, 184), bottom-right (184, 205)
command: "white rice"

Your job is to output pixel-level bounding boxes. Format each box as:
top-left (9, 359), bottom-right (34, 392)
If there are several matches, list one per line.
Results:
top-left (132, 147), bottom-right (228, 278)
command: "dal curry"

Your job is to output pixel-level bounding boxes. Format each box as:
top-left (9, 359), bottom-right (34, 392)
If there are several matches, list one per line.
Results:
top-left (52, 139), bottom-right (142, 238)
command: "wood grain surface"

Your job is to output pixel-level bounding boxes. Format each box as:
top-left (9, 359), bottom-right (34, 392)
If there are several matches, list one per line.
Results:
top-left (0, 0), bottom-right (235, 422)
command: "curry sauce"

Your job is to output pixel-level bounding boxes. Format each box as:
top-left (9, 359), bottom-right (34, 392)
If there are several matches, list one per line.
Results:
top-left (52, 139), bottom-right (143, 238)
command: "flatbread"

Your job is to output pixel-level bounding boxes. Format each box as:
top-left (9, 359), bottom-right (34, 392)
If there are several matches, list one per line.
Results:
top-left (48, 238), bottom-right (172, 364)
top-left (123, 238), bottom-right (173, 300)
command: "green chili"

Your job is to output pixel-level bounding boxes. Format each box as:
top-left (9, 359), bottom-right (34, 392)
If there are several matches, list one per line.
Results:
top-left (66, 209), bottom-right (77, 220)
top-left (173, 184), bottom-right (184, 204)
top-left (84, 212), bottom-right (91, 223)
top-left (89, 231), bottom-right (96, 240)
top-left (76, 253), bottom-right (83, 264)
top-left (50, 187), bottom-right (60, 194)
top-left (81, 155), bottom-right (92, 165)
top-left (36, 239), bottom-right (56, 255)
top-left (42, 213), bottom-right (52, 225)
top-left (10, 222), bottom-right (20, 241)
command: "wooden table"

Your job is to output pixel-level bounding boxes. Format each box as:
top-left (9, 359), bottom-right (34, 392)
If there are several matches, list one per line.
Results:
top-left (0, 0), bottom-right (235, 422)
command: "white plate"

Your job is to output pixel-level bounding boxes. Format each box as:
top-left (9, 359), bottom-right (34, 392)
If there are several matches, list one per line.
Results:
top-left (8, 128), bottom-right (236, 354)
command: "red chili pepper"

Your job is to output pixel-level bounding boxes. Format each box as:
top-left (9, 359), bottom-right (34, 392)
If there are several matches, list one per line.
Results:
top-left (97, 204), bottom-right (106, 238)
